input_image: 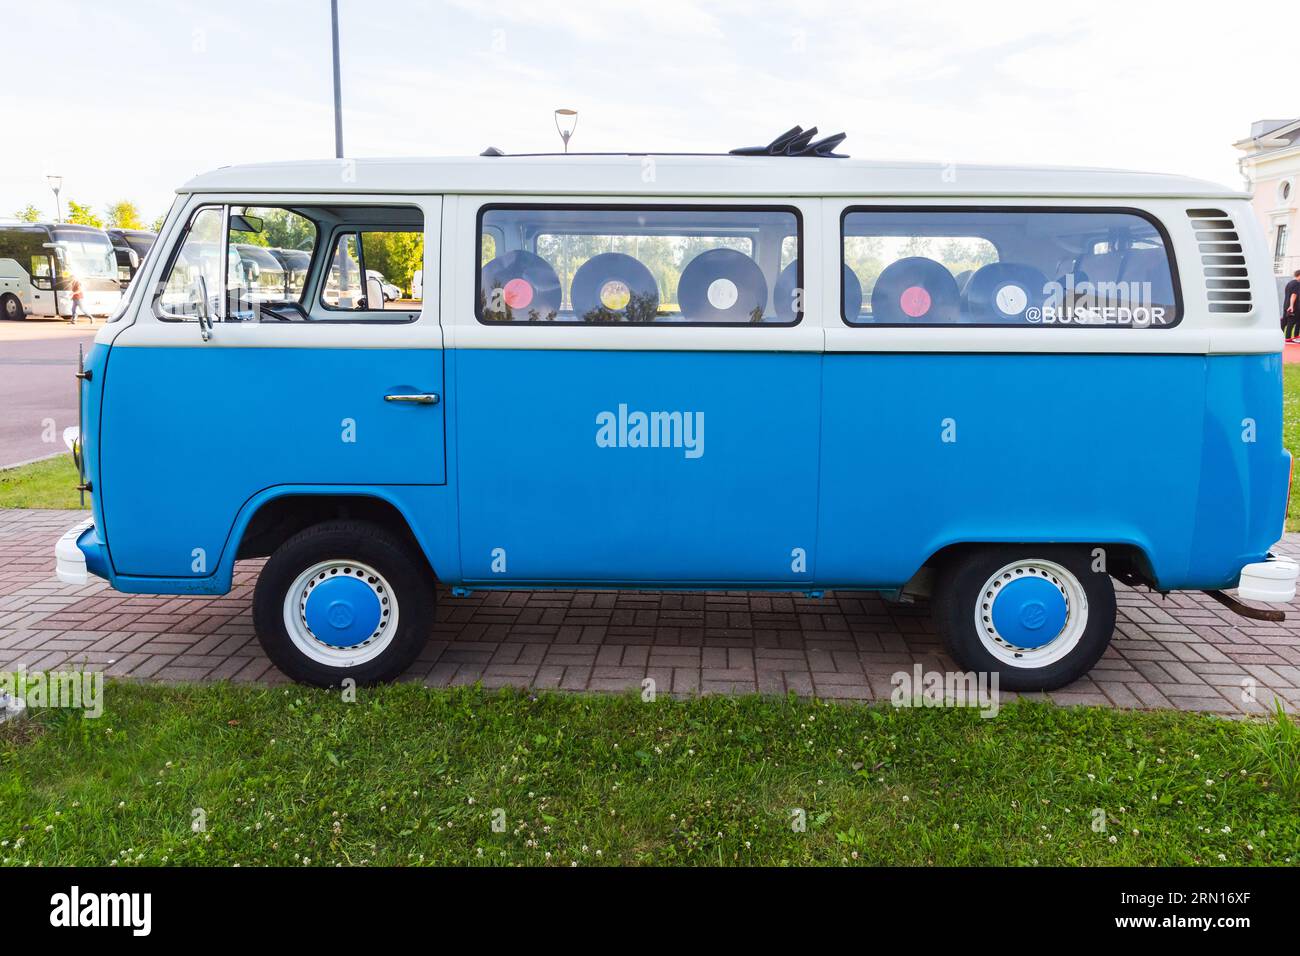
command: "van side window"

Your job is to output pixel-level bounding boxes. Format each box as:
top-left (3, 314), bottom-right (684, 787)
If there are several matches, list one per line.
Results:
top-left (154, 203), bottom-right (423, 323)
top-left (157, 206), bottom-right (224, 321)
top-left (321, 229), bottom-right (424, 312)
top-left (227, 206), bottom-right (317, 320)
top-left (477, 206), bottom-right (802, 325)
top-left (842, 208), bottom-right (1180, 328)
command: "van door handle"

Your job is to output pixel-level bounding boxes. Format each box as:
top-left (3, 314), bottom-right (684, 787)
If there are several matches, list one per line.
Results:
top-left (384, 392), bottom-right (440, 405)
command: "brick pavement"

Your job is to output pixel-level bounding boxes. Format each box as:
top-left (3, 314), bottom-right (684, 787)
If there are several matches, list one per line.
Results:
top-left (3, 509), bottom-right (1298, 713)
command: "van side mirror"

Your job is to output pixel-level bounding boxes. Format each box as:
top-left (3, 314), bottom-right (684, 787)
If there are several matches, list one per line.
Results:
top-left (127, 249), bottom-right (140, 269)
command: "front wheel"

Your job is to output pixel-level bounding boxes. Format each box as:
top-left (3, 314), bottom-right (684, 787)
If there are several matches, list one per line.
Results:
top-left (252, 520), bottom-right (435, 686)
top-left (932, 545), bottom-right (1116, 691)
top-left (0, 294), bottom-right (23, 321)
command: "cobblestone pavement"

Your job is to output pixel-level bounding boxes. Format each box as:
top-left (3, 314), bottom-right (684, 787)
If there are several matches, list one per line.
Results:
top-left (3, 509), bottom-right (1298, 714)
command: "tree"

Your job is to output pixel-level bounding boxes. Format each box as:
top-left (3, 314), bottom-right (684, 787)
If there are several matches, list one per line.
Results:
top-left (150, 213), bottom-right (166, 233)
top-left (105, 200), bottom-right (145, 230)
top-left (65, 200), bottom-right (103, 227)
top-left (13, 204), bottom-right (42, 222)
top-left (363, 231), bottom-right (424, 297)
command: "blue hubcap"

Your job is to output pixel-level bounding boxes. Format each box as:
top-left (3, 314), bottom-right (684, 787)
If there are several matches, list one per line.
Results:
top-left (303, 575), bottom-right (382, 647)
top-left (990, 576), bottom-right (1067, 649)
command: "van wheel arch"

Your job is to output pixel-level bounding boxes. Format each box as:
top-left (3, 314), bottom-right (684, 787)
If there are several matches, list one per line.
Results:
top-left (919, 541), bottom-right (1155, 593)
top-left (235, 494), bottom-right (433, 576)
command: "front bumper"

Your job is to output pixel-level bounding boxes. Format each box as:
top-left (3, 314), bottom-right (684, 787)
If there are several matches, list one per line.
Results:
top-left (1238, 555), bottom-right (1299, 603)
top-left (55, 519), bottom-right (93, 585)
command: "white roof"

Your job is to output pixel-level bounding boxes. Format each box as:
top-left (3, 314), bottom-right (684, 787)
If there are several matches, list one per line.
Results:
top-left (181, 154), bottom-right (1244, 200)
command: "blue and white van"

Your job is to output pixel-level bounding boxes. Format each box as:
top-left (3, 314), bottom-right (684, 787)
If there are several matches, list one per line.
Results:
top-left (55, 139), bottom-right (1299, 689)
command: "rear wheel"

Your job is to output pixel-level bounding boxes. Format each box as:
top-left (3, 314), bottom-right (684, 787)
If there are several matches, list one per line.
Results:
top-left (252, 519), bottom-right (434, 686)
top-left (932, 545), bottom-right (1116, 691)
top-left (0, 294), bottom-right (23, 321)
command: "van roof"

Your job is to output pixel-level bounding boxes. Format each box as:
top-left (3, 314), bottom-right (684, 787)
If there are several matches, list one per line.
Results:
top-left (180, 154), bottom-right (1244, 200)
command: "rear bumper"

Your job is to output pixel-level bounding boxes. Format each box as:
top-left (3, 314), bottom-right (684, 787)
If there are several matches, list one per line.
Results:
top-left (54, 519), bottom-right (109, 586)
top-left (1237, 555), bottom-right (1299, 603)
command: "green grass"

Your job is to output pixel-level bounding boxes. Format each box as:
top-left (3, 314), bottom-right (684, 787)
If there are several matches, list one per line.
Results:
top-left (0, 454), bottom-right (81, 509)
top-left (1285, 365), bottom-right (1300, 532)
top-left (2, 683), bottom-right (1297, 866)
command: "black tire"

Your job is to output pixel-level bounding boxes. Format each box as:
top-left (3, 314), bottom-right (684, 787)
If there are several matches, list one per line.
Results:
top-left (931, 545), bottom-right (1116, 691)
top-left (252, 519), bottom-right (435, 686)
top-left (0, 294), bottom-right (23, 321)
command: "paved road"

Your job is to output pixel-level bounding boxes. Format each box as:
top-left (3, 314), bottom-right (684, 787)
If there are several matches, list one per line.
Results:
top-left (0, 319), bottom-right (102, 468)
top-left (2, 508), bottom-right (1297, 712)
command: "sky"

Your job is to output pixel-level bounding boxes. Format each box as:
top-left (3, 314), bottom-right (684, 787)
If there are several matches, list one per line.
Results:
top-left (2, 0), bottom-right (1295, 225)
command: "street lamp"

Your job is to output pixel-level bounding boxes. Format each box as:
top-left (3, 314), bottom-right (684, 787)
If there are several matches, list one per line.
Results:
top-left (46, 174), bottom-right (63, 223)
top-left (330, 0), bottom-right (343, 158)
top-left (554, 108), bottom-right (578, 153)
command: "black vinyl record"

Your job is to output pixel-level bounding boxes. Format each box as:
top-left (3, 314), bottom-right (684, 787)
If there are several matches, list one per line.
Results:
top-left (774, 260), bottom-right (862, 322)
top-left (964, 263), bottom-right (1049, 324)
top-left (870, 256), bottom-right (960, 324)
top-left (678, 248), bottom-right (768, 323)
top-left (480, 250), bottom-right (562, 321)
top-left (571, 253), bottom-right (660, 323)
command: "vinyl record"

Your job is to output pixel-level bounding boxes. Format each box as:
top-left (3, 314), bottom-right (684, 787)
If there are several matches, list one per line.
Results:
top-left (678, 248), bottom-right (768, 323)
top-left (571, 253), bottom-right (660, 322)
top-left (480, 250), bottom-right (562, 321)
top-left (870, 257), bottom-right (960, 324)
top-left (774, 261), bottom-right (862, 322)
top-left (964, 263), bottom-right (1048, 324)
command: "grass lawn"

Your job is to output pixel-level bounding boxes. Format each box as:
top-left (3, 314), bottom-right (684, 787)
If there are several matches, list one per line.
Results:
top-left (1, 683), bottom-right (1297, 866)
top-left (0, 454), bottom-right (80, 510)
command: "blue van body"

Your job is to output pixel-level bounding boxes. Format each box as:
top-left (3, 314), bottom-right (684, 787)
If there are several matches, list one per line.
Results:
top-left (74, 345), bottom-right (1287, 595)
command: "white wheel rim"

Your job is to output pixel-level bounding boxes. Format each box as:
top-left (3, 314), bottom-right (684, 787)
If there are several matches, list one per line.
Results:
top-left (972, 559), bottom-right (1088, 669)
top-left (282, 559), bottom-right (400, 667)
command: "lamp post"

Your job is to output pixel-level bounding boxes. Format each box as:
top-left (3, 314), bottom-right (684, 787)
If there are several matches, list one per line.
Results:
top-left (554, 108), bottom-right (578, 153)
top-left (46, 174), bottom-right (63, 223)
top-left (330, 0), bottom-right (344, 158)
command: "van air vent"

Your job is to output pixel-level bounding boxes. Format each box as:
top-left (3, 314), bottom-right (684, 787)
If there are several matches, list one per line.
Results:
top-left (1185, 208), bottom-right (1251, 314)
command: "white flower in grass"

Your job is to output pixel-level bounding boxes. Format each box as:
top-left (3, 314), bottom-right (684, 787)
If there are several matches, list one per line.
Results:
top-left (1108, 836), bottom-right (1117, 844)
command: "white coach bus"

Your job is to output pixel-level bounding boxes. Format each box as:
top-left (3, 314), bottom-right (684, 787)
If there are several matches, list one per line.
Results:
top-left (0, 221), bottom-right (122, 319)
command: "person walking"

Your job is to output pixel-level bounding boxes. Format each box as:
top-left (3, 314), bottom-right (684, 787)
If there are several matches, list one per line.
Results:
top-left (68, 273), bottom-right (92, 325)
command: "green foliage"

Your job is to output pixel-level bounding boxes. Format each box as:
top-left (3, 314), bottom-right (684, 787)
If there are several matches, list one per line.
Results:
top-left (12, 204), bottom-right (42, 223)
top-left (0, 455), bottom-right (81, 509)
top-left (1246, 702), bottom-right (1300, 799)
top-left (363, 231), bottom-right (423, 297)
top-left (64, 200), bottom-right (103, 228)
top-left (150, 213), bottom-right (166, 233)
top-left (104, 201), bottom-right (144, 230)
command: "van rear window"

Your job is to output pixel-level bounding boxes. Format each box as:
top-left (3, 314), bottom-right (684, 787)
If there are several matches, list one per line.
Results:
top-left (841, 208), bottom-right (1180, 328)
top-left (477, 206), bottom-right (801, 325)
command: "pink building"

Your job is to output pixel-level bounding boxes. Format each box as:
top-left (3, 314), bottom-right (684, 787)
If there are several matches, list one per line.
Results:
top-left (1236, 118), bottom-right (1300, 284)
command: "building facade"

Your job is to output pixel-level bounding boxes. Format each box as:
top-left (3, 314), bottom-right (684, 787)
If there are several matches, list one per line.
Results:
top-left (1236, 118), bottom-right (1300, 292)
